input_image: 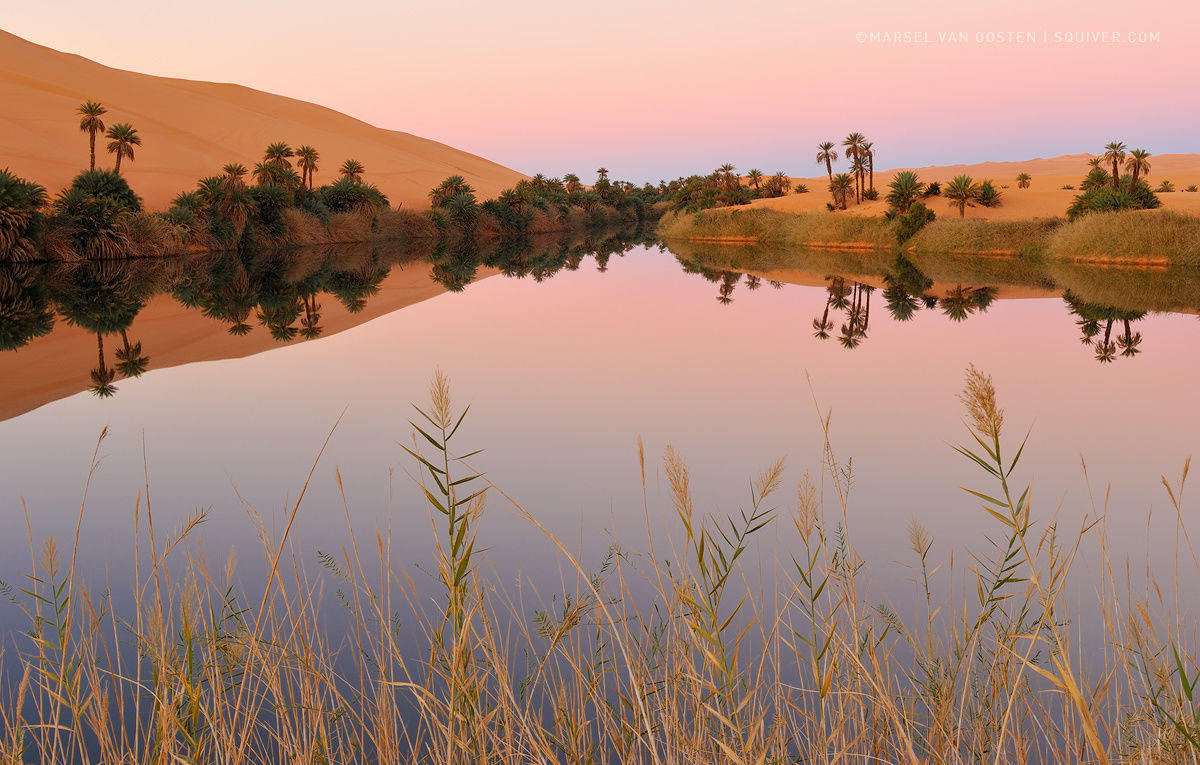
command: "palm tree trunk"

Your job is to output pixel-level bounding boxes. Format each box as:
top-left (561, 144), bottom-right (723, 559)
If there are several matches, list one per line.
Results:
top-left (89, 133), bottom-right (96, 171)
top-left (868, 154), bottom-right (874, 192)
top-left (114, 152), bottom-right (123, 174)
top-left (1112, 162), bottom-right (1120, 189)
top-left (96, 333), bottom-right (105, 370)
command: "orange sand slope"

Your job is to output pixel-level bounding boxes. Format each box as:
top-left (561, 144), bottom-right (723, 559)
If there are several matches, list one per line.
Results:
top-left (0, 263), bottom-right (494, 423)
top-left (0, 31), bottom-right (526, 210)
top-left (753, 154), bottom-right (1200, 220)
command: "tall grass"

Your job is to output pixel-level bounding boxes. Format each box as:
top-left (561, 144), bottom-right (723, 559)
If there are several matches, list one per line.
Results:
top-left (659, 208), bottom-right (897, 250)
top-left (1045, 210), bottom-right (1200, 266)
top-left (2, 369), bottom-right (1198, 763)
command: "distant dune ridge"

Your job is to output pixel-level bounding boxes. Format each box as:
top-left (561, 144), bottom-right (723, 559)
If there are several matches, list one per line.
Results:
top-left (0, 30), bottom-right (526, 210)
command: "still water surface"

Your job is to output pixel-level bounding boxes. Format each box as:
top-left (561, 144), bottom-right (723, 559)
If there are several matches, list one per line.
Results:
top-left (1, 237), bottom-right (1197, 632)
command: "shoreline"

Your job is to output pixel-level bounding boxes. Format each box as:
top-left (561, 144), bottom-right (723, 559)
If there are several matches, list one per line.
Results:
top-left (658, 206), bottom-right (1200, 266)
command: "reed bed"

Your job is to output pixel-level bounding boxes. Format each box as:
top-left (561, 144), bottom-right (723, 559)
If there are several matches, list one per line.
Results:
top-left (1045, 210), bottom-right (1200, 266)
top-left (907, 218), bottom-right (1062, 258)
top-left (1, 369), bottom-right (1198, 764)
top-left (659, 208), bottom-right (897, 250)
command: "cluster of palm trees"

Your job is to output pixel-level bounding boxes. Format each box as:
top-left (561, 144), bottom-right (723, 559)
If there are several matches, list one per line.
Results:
top-left (1099, 142), bottom-right (1152, 189)
top-left (247, 141), bottom-right (365, 192)
top-left (76, 101), bottom-right (141, 174)
top-left (816, 133), bottom-right (875, 209)
top-left (1065, 292), bottom-right (1145, 363)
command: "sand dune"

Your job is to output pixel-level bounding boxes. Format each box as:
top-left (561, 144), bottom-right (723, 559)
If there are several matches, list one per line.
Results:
top-left (752, 154), bottom-right (1200, 220)
top-left (0, 31), bottom-right (526, 210)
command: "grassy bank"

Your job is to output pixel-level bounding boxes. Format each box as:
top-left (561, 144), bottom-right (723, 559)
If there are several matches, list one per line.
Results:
top-left (660, 206), bottom-right (1200, 265)
top-left (2, 370), bottom-right (1198, 763)
top-left (658, 207), bottom-right (896, 250)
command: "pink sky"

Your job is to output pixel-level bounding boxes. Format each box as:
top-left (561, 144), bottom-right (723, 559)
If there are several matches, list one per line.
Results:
top-left (6, 0), bottom-right (1198, 183)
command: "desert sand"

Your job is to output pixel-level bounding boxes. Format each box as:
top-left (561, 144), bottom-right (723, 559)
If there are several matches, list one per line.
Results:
top-left (752, 154), bottom-right (1200, 220)
top-left (0, 31), bottom-right (526, 210)
top-left (0, 263), bottom-right (496, 422)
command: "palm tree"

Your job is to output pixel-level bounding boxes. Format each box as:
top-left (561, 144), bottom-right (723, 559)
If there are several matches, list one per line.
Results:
top-left (829, 173), bottom-right (854, 210)
top-left (115, 329), bottom-right (149, 378)
top-left (1102, 141), bottom-right (1127, 188)
top-left (77, 101), bottom-right (107, 170)
top-left (296, 145), bottom-right (320, 189)
top-left (1125, 149), bottom-right (1151, 185)
top-left (717, 164), bottom-right (737, 193)
top-left (563, 173), bottom-right (583, 194)
top-left (772, 172), bottom-right (791, 194)
top-left (1016, 173), bottom-right (1032, 189)
top-left (842, 133), bottom-right (866, 203)
top-left (223, 163), bottom-right (248, 188)
top-left (1094, 320), bottom-right (1117, 363)
top-left (340, 159), bottom-right (365, 182)
top-left (943, 175), bottom-right (980, 217)
top-left (89, 333), bottom-right (117, 397)
top-left (1087, 157), bottom-right (1103, 170)
top-left (862, 141), bottom-right (875, 192)
top-left (105, 123), bottom-right (141, 174)
top-left (816, 142), bottom-right (838, 183)
top-left (746, 168), bottom-right (763, 190)
top-left (429, 175), bottom-right (475, 207)
top-left (885, 171), bottom-right (924, 212)
top-left (595, 167), bottom-right (609, 183)
top-left (1117, 319), bottom-right (1142, 357)
top-left (813, 294), bottom-right (834, 339)
top-left (264, 142), bottom-right (294, 167)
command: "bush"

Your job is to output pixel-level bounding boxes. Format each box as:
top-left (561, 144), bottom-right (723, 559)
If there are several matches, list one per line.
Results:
top-left (1061, 184), bottom-right (1076, 190)
top-left (320, 178), bottom-right (388, 214)
top-left (1187, 185), bottom-right (1198, 193)
top-left (1066, 179), bottom-right (1161, 221)
top-left (793, 184), bottom-right (809, 194)
top-left (977, 180), bottom-right (1002, 208)
top-left (1156, 180), bottom-right (1176, 193)
top-left (248, 184), bottom-right (292, 236)
top-left (895, 201), bottom-right (936, 244)
top-left (861, 188), bottom-right (879, 201)
top-left (0, 168), bottom-right (49, 259)
top-left (299, 190), bottom-right (332, 226)
top-left (66, 169), bottom-right (142, 213)
top-left (1080, 168), bottom-right (1112, 191)
top-left (922, 181), bottom-right (941, 197)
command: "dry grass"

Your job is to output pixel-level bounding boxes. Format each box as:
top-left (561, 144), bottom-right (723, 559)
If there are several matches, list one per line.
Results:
top-left (2, 370), bottom-right (1199, 764)
top-left (1046, 210), bottom-right (1200, 266)
top-left (659, 208), bottom-right (897, 250)
top-left (907, 218), bottom-right (1063, 257)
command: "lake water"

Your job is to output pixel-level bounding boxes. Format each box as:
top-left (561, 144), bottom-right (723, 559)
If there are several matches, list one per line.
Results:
top-left (1, 235), bottom-right (1198, 636)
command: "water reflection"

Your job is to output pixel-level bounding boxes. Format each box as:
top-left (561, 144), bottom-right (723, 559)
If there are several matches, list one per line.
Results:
top-left (0, 234), bottom-right (1193, 417)
top-left (669, 244), bottom-right (1171, 362)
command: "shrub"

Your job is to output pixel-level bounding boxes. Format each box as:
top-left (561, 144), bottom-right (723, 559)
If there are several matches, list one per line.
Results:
top-left (0, 168), bottom-right (48, 259)
top-left (320, 178), bottom-right (388, 214)
top-left (862, 188), bottom-right (879, 201)
top-left (247, 184), bottom-right (292, 236)
top-left (1066, 179), bottom-right (1161, 221)
top-left (1187, 185), bottom-right (1198, 193)
top-left (1156, 180), bottom-right (1176, 193)
top-left (1080, 167), bottom-right (1112, 191)
top-left (977, 180), bottom-right (1003, 208)
top-left (886, 171), bottom-right (925, 213)
top-left (793, 184), bottom-right (809, 194)
top-left (895, 201), bottom-right (936, 244)
top-left (1061, 184), bottom-right (1076, 190)
top-left (922, 181), bottom-right (941, 197)
top-left (66, 169), bottom-right (142, 213)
